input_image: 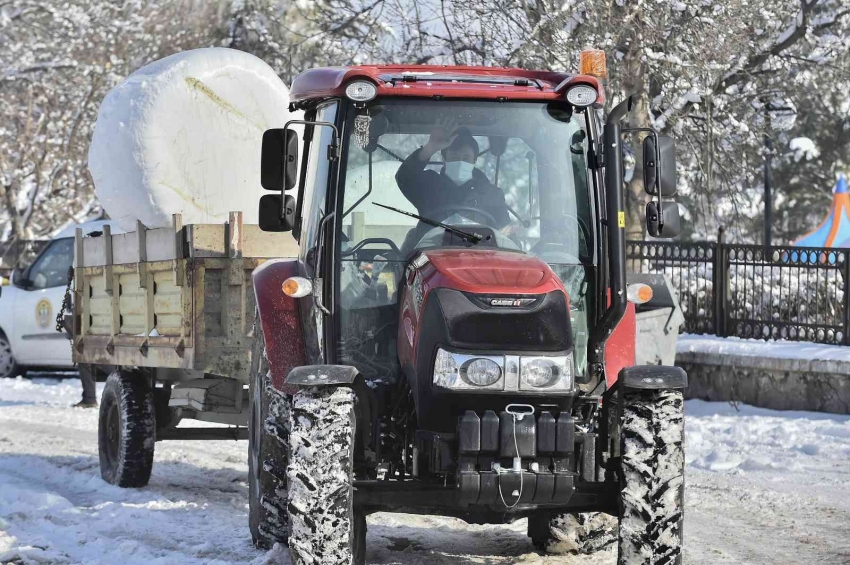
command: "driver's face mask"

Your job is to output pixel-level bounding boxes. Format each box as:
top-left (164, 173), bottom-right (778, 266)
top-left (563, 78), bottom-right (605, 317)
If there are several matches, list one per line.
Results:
top-left (444, 160), bottom-right (474, 185)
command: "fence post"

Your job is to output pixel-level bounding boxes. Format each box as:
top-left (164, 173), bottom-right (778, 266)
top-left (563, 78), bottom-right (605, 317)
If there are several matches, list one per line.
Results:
top-left (713, 226), bottom-right (727, 337)
top-left (841, 249), bottom-right (850, 345)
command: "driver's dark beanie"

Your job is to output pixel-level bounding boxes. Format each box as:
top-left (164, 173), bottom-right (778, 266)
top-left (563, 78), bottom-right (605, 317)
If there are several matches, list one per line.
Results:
top-left (446, 127), bottom-right (479, 157)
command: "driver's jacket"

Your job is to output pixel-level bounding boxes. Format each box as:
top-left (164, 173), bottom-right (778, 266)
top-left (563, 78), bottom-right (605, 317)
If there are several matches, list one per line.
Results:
top-left (396, 148), bottom-right (511, 229)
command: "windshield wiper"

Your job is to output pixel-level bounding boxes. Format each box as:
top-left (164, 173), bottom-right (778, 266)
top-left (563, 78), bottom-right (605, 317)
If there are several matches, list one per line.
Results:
top-left (372, 202), bottom-right (483, 244)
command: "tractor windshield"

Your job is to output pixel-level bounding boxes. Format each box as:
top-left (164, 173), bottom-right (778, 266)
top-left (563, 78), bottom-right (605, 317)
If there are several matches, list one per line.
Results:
top-left (341, 99), bottom-right (592, 262)
top-left (337, 99), bottom-right (595, 380)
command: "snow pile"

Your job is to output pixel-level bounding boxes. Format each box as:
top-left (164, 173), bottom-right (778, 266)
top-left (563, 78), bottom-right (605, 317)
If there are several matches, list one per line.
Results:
top-left (685, 400), bottom-right (850, 473)
top-left (89, 48), bottom-right (298, 231)
top-left (677, 333), bottom-right (850, 362)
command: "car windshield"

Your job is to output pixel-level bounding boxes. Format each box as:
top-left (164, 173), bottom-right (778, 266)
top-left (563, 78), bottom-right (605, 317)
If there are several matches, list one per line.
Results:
top-left (336, 99), bottom-right (595, 381)
top-left (340, 99), bottom-right (593, 263)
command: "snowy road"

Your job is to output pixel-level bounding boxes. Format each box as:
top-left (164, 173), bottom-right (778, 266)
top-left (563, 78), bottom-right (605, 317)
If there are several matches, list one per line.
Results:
top-left (2, 377), bottom-right (850, 564)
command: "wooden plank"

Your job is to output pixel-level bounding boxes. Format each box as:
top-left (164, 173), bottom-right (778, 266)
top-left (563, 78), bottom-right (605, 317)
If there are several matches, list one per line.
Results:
top-left (74, 228), bottom-right (86, 345)
top-left (228, 212), bottom-right (244, 286)
top-left (146, 227), bottom-right (178, 262)
top-left (136, 220), bottom-right (147, 289)
top-left (189, 224), bottom-right (227, 258)
top-left (103, 224), bottom-right (114, 296)
top-left (242, 226), bottom-right (299, 258)
top-left (193, 264), bottom-right (207, 367)
top-left (173, 214), bottom-right (184, 286)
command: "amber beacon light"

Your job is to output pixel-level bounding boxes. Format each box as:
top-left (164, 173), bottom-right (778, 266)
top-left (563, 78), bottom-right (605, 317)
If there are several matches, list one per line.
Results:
top-left (579, 49), bottom-right (608, 80)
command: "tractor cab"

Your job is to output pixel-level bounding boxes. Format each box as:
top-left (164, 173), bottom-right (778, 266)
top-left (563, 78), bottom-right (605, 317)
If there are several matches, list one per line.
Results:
top-left (260, 63), bottom-right (608, 388)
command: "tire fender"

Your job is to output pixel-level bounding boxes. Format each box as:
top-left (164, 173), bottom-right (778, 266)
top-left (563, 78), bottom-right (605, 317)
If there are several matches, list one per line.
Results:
top-left (252, 258), bottom-right (306, 394)
top-left (286, 365), bottom-right (376, 453)
top-left (619, 365), bottom-right (688, 390)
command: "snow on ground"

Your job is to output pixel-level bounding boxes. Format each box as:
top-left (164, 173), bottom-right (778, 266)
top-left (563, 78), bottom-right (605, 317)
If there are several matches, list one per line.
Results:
top-left (1, 376), bottom-right (850, 564)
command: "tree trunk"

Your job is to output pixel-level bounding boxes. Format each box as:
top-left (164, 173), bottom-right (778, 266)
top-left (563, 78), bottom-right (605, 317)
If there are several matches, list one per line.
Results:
top-left (621, 47), bottom-right (651, 245)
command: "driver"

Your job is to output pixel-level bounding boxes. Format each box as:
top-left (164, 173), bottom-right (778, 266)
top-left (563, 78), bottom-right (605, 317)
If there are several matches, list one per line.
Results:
top-left (395, 118), bottom-right (511, 229)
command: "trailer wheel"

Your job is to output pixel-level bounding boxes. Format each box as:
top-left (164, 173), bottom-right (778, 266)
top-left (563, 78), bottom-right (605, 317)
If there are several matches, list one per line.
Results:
top-left (98, 371), bottom-right (156, 487)
top-left (0, 332), bottom-right (20, 379)
top-left (617, 388), bottom-right (685, 565)
top-left (248, 319), bottom-right (291, 549)
top-left (528, 512), bottom-right (617, 554)
top-left (287, 386), bottom-right (366, 565)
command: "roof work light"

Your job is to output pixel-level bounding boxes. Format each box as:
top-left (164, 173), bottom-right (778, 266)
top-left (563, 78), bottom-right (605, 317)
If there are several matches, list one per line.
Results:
top-left (345, 80), bottom-right (377, 102)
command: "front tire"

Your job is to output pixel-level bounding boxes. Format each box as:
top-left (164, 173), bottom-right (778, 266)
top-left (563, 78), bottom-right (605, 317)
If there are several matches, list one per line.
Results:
top-left (248, 317), bottom-right (291, 549)
top-left (0, 332), bottom-right (20, 379)
top-left (287, 386), bottom-right (366, 565)
top-left (98, 371), bottom-right (156, 487)
top-left (617, 388), bottom-right (685, 565)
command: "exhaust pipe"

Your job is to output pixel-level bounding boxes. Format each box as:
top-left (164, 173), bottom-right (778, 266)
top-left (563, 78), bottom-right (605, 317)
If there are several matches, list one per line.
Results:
top-left (587, 95), bottom-right (634, 379)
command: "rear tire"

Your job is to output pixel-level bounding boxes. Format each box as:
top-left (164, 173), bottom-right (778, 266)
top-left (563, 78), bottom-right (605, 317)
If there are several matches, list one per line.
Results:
top-left (98, 371), bottom-right (156, 487)
top-left (528, 512), bottom-right (617, 554)
top-left (287, 386), bottom-right (366, 565)
top-left (617, 388), bottom-right (685, 565)
top-left (0, 333), bottom-right (20, 378)
top-left (248, 316), bottom-right (291, 549)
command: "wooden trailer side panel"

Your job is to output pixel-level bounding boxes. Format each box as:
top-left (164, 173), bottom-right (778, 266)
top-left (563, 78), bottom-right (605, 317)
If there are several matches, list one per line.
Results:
top-left (73, 213), bottom-right (298, 382)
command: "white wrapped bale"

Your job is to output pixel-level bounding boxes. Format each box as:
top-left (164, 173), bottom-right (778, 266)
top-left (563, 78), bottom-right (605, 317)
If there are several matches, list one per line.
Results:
top-left (89, 48), bottom-right (298, 231)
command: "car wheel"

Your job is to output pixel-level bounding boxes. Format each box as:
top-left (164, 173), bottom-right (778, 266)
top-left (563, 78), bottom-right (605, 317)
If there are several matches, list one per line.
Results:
top-left (0, 333), bottom-right (20, 378)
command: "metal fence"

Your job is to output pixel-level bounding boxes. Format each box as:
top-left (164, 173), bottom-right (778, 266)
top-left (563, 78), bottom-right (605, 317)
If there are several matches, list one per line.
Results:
top-left (627, 237), bottom-right (850, 345)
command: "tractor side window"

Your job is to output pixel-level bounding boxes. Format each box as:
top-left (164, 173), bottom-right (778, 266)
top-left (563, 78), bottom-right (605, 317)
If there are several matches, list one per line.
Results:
top-left (27, 238), bottom-right (74, 289)
top-left (298, 101), bottom-right (338, 274)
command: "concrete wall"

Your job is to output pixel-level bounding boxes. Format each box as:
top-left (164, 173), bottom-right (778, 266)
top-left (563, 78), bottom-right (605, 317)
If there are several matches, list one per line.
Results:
top-left (677, 350), bottom-right (850, 414)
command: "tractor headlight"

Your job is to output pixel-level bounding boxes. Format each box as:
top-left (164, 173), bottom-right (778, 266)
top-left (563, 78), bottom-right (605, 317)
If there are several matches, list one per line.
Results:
top-left (520, 355), bottom-right (572, 390)
top-left (433, 349), bottom-right (573, 393)
top-left (433, 349), bottom-right (504, 391)
top-left (463, 358), bottom-right (502, 387)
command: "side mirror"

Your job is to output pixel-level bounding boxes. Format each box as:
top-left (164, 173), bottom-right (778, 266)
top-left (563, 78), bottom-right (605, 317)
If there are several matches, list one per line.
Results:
top-left (643, 135), bottom-right (677, 197)
top-left (259, 194), bottom-right (296, 232)
top-left (261, 128), bottom-right (298, 191)
top-left (646, 201), bottom-right (681, 238)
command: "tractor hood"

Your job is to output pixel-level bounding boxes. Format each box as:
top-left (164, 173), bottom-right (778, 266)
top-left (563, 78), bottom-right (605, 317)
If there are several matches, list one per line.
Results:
top-left (397, 247), bottom-right (575, 430)
top-left (421, 248), bottom-right (567, 296)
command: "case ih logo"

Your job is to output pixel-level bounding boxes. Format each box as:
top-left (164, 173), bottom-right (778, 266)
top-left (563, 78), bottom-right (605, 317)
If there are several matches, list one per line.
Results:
top-left (490, 298), bottom-right (536, 307)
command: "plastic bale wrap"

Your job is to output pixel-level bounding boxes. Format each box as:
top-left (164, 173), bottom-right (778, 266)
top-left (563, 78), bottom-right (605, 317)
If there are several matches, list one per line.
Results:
top-left (89, 48), bottom-right (300, 231)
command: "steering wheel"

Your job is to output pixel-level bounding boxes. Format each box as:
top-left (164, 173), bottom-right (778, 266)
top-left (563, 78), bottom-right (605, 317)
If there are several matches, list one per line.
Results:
top-left (340, 237), bottom-right (402, 259)
top-left (432, 205), bottom-right (497, 227)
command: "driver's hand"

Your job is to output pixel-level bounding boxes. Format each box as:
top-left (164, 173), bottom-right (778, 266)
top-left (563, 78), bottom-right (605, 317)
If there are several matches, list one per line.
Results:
top-left (500, 223), bottom-right (520, 236)
top-left (425, 116), bottom-right (459, 152)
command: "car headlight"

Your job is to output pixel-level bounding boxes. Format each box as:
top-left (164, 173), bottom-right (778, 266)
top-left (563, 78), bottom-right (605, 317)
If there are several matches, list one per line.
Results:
top-left (520, 355), bottom-right (573, 391)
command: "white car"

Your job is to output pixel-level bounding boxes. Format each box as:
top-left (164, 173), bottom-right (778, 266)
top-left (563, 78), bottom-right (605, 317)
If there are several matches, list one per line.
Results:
top-left (0, 220), bottom-right (123, 378)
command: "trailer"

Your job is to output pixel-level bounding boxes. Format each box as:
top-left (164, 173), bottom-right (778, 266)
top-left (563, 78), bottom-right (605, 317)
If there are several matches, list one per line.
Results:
top-left (72, 212), bottom-right (297, 485)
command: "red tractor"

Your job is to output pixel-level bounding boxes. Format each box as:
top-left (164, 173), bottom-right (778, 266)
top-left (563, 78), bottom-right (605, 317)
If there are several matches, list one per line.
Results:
top-left (251, 50), bottom-right (686, 564)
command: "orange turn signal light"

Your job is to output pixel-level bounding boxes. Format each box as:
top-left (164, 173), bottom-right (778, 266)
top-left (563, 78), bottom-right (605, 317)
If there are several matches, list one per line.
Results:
top-left (282, 276), bottom-right (312, 298)
top-left (579, 49), bottom-right (607, 80)
top-left (627, 283), bottom-right (653, 305)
